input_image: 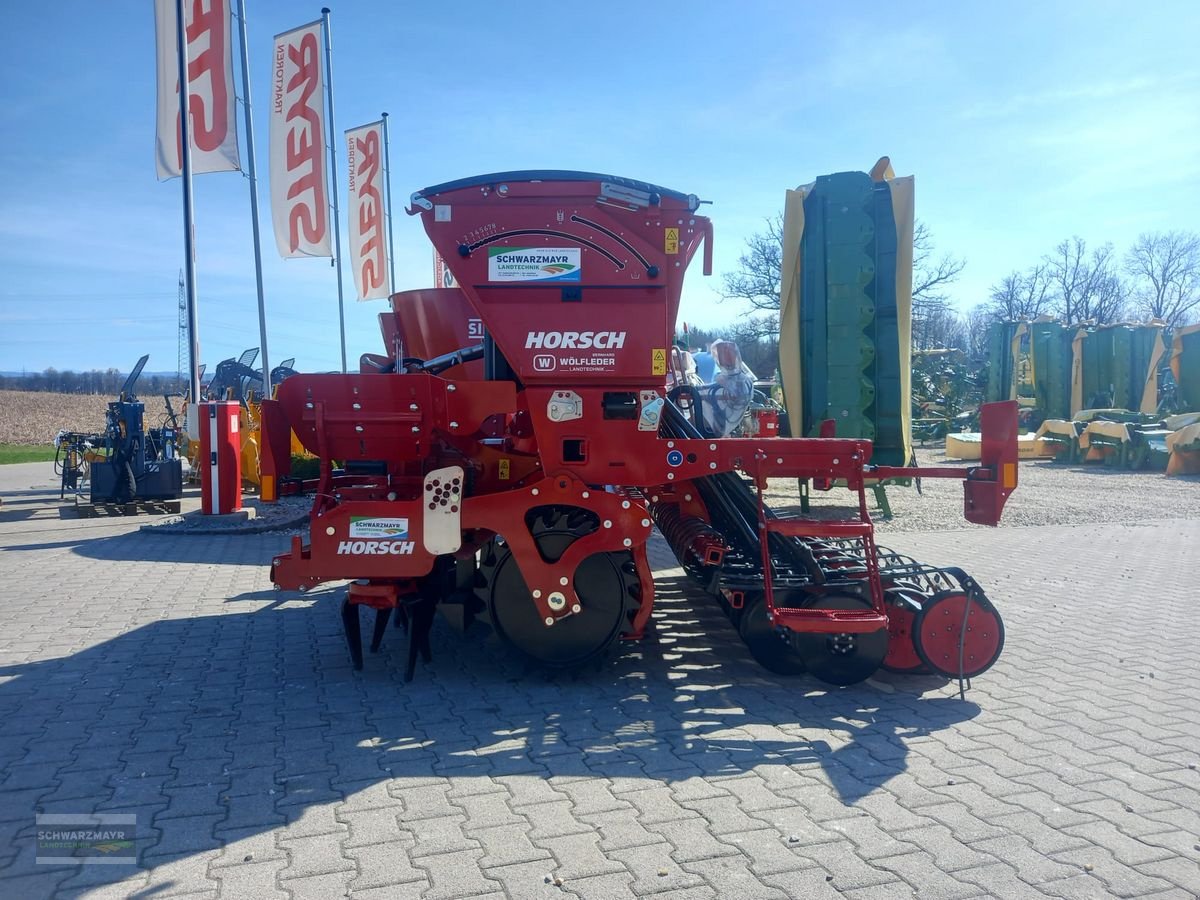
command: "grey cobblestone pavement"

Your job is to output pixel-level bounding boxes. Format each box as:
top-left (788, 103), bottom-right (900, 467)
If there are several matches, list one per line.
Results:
top-left (1, 461), bottom-right (1198, 899)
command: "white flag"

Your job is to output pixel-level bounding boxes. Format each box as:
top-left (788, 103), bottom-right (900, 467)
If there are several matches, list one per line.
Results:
top-left (345, 122), bottom-right (390, 301)
top-left (154, 0), bottom-right (240, 180)
top-left (268, 21), bottom-right (331, 259)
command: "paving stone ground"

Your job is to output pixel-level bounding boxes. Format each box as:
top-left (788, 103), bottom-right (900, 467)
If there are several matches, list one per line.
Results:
top-left (1, 461), bottom-right (1198, 899)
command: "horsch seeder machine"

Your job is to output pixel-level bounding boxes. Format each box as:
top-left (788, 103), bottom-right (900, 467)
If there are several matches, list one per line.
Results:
top-left (268, 172), bottom-right (1018, 687)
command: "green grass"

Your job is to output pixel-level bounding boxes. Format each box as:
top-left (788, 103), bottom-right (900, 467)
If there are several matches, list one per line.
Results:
top-left (0, 443), bottom-right (57, 465)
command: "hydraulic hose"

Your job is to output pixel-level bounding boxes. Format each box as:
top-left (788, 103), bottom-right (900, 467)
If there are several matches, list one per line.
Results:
top-left (660, 399), bottom-right (822, 585)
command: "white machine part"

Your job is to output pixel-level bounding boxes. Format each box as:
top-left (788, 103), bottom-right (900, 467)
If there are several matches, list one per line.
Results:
top-left (422, 465), bottom-right (465, 554)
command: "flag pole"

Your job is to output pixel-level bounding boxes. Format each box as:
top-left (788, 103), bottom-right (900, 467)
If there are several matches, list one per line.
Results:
top-left (235, 0), bottom-right (271, 395)
top-left (320, 7), bottom-right (347, 373)
top-left (381, 111), bottom-right (396, 294)
top-left (174, 0), bottom-right (201, 410)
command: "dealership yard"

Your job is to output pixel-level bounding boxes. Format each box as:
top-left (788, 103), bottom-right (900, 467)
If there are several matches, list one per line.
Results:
top-left (1, 459), bottom-right (1198, 899)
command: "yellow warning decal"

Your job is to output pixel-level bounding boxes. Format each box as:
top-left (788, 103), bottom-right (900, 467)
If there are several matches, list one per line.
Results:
top-left (665, 227), bottom-right (679, 254)
top-left (498, 459), bottom-right (511, 480)
top-left (651, 348), bottom-right (667, 375)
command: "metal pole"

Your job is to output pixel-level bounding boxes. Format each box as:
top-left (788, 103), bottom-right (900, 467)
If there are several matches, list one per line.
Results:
top-left (235, 0), bottom-right (271, 396)
top-left (175, 0), bottom-right (201, 408)
top-left (320, 7), bottom-right (347, 373)
top-left (381, 111), bottom-right (396, 294)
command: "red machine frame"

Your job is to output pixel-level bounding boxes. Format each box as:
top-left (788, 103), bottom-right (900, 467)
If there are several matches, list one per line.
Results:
top-left (268, 171), bottom-right (1017, 685)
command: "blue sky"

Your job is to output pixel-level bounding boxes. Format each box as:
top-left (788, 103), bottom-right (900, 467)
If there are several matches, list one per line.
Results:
top-left (1, 1), bottom-right (1197, 373)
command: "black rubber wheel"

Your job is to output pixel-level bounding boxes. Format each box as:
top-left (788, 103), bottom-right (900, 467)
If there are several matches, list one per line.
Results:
top-left (791, 593), bottom-right (889, 687)
top-left (737, 592), bottom-right (807, 676)
top-left (480, 507), bottom-right (639, 669)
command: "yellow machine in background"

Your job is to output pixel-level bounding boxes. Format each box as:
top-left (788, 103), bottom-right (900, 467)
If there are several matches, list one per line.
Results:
top-left (177, 352), bottom-right (312, 495)
top-left (239, 391), bottom-right (311, 489)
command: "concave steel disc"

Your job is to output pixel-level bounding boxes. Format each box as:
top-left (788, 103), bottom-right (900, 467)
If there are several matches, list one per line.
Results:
top-left (913, 590), bottom-right (1005, 679)
top-left (737, 592), bottom-right (807, 676)
top-left (482, 507), bottom-right (637, 669)
top-left (790, 593), bottom-right (889, 687)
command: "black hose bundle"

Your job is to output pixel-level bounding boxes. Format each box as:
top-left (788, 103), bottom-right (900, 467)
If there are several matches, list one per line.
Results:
top-left (660, 399), bottom-right (822, 586)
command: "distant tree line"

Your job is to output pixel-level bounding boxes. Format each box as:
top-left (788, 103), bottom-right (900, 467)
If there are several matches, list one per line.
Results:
top-left (917, 230), bottom-right (1200, 363)
top-left (0, 369), bottom-right (187, 396)
top-left (717, 220), bottom-right (1200, 370)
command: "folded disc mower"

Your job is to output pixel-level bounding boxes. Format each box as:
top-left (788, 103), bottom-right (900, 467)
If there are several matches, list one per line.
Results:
top-left (268, 171), bottom-right (1018, 687)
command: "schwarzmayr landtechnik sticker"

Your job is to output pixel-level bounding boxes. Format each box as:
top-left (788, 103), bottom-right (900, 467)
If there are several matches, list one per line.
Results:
top-left (348, 516), bottom-right (409, 538)
top-left (488, 247), bottom-right (581, 282)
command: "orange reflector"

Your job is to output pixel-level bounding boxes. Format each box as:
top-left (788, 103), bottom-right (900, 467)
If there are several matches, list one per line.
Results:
top-left (261, 474), bottom-right (277, 502)
top-left (1003, 462), bottom-right (1017, 489)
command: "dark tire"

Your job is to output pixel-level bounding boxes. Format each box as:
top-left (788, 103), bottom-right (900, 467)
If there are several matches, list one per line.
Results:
top-left (479, 507), bottom-right (639, 670)
top-left (791, 593), bottom-right (888, 687)
top-left (737, 593), bottom-right (806, 676)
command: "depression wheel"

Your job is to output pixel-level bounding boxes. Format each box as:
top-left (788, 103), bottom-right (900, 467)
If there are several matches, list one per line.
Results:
top-left (791, 593), bottom-right (889, 687)
top-left (880, 584), bottom-right (932, 675)
top-left (479, 506), bottom-right (640, 669)
top-left (913, 590), bottom-right (1004, 678)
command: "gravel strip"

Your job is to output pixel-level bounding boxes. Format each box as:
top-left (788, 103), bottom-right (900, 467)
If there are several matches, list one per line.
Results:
top-left (135, 449), bottom-right (1200, 538)
top-left (763, 448), bottom-right (1200, 533)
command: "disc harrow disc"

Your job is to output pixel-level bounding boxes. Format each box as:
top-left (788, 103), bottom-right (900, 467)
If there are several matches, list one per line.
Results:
top-left (880, 585), bottom-right (932, 675)
top-left (790, 593), bottom-right (888, 687)
top-left (737, 593), bottom-right (806, 676)
top-left (479, 506), bottom-right (639, 669)
top-left (913, 590), bottom-right (1005, 679)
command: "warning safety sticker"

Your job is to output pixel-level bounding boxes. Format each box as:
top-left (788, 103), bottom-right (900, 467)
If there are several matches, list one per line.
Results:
top-left (651, 348), bottom-right (667, 375)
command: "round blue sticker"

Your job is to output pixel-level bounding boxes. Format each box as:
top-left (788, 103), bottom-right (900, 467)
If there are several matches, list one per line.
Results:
top-left (666, 450), bottom-right (684, 467)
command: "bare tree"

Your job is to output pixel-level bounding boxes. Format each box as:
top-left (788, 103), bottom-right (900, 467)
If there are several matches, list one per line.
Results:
top-left (912, 220), bottom-right (966, 310)
top-left (964, 305), bottom-right (992, 362)
top-left (910, 221), bottom-right (967, 351)
top-left (987, 265), bottom-right (1053, 320)
top-left (913, 306), bottom-right (967, 351)
top-left (1089, 267), bottom-right (1129, 324)
top-left (1044, 237), bottom-right (1127, 323)
top-left (720, 215), bottom-right (784, 315)
top-left (1125, 231), bottom-right (1200, 326)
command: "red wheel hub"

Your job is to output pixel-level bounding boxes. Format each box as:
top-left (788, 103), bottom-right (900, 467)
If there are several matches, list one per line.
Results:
top-left (913, 590), bottom-right (1004, 678)
top-left (881, 590), bottom-right (928, 674)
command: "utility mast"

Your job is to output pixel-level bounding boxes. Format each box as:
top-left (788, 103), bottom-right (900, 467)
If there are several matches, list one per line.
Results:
top-left (176, 269), bottom-right (186, 390)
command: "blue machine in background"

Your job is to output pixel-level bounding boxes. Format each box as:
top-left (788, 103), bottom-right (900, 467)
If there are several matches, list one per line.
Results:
top-left (56, 355), bottom-right (184, 505)
top-left (88, 355), bottom-right (183, 503)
